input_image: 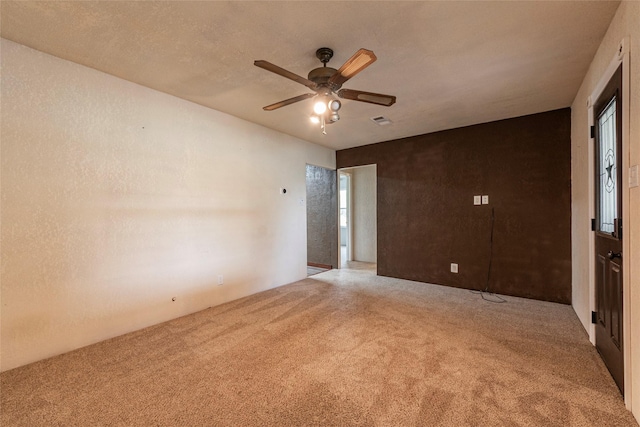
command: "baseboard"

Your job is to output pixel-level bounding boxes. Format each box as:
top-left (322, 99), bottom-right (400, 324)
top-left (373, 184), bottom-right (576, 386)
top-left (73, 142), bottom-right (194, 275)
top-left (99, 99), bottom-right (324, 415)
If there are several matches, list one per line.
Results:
top-left (308, 262), bottom-right (332, 269)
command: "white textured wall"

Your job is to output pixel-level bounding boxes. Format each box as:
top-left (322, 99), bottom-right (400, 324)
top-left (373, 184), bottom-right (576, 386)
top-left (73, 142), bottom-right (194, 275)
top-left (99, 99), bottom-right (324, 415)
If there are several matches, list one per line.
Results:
top-left (351, 165), bottom-right (377, 263)
top-left (570, 1), bottom-right (639, 417)
top-left (0, 39), bottom-right (335, 372)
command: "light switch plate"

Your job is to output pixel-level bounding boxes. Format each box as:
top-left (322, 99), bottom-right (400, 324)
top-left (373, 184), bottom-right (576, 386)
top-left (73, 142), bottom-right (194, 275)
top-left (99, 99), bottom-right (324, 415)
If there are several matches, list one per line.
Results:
top-left (474, 195), bottom-right (481, 205)
top-left (630, 165), bottom-right (639, 188)
top-left (482, 195), bottom-right (489, 205)
top-left (451, 263), bottom-right (458, 273)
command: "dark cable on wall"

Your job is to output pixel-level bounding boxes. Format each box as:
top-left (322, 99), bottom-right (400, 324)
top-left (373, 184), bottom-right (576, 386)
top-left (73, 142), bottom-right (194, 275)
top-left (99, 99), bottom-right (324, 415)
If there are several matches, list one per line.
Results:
top-left (484, 207), bottom-right (495, 292)
top-left (472, 207), bottom-right (506, 303)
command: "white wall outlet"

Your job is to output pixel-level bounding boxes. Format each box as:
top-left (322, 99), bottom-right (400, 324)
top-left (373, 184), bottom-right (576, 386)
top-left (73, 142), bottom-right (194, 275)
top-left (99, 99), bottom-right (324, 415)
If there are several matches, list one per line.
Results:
top-left (473, 195), bottom-right (481, 205)
top-left (217, 275), bottom-right (224, 285)
top-left (451, 263), bottom-right (458, 273)
top-left (482, 195), bottom-right (489, 205)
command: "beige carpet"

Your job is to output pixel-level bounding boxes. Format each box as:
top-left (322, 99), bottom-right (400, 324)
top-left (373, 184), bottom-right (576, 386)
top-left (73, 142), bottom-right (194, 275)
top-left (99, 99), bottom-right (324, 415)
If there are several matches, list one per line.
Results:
top-left (1, 263), bottom-right (637, 426)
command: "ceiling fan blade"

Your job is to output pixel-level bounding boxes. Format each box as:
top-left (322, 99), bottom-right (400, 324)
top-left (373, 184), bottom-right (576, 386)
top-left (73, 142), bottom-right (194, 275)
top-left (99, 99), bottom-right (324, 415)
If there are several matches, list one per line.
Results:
top-left (254, 60), bottom-right (318, 90)
top-left (337, 89), bottom-right (396, 106)
top-left (263, 93), bottom-right (317, 111)
top-left (328, 48), bottom-right (377, 87)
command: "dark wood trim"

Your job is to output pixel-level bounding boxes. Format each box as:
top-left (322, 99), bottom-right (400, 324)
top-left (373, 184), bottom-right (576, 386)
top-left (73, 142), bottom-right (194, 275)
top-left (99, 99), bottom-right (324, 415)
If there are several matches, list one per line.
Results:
top-left (308, 262), bottom-right (332, 270)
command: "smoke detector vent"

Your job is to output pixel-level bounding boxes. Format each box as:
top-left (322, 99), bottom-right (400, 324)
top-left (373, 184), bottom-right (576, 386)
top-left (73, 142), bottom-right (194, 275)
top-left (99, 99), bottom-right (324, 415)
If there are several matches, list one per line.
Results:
top-left (370, 116), bottom-right (392, 126)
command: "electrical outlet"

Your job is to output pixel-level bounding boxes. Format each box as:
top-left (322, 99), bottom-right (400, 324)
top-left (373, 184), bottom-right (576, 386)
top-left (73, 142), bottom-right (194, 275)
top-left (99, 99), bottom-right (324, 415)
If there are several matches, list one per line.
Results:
top-left (473, 195), bottom-right (481, 205)
top-left (218, 275), bottom-right (224, 285)
top-left (482, 195), bottom-right (489, 205)
top-left (451, 263), bottom-right (458, 273)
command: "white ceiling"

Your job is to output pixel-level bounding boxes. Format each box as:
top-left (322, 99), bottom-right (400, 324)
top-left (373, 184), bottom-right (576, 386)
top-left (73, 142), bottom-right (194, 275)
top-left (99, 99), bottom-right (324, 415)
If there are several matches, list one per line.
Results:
top-left (0, 1), bottom-right (620, 150)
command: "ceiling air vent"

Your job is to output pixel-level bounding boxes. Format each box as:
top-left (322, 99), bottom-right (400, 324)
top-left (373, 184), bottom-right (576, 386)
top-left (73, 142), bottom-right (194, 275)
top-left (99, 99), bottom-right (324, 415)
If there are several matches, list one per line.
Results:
top-left (370, 116), bottom-right (392, 126)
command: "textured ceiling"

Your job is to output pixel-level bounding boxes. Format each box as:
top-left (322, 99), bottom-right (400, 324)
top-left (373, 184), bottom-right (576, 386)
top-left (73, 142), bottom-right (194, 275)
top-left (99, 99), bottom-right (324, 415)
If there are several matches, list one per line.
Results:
top-left (0, 1), bottom-right (620, 150)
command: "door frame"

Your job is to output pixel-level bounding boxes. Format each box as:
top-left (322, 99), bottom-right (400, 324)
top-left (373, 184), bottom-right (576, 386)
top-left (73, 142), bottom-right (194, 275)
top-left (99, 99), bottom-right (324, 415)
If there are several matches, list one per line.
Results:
top-left (338, 165), bottom-right (378, 267)
top-left (587, 37), bottom-right (631, 407)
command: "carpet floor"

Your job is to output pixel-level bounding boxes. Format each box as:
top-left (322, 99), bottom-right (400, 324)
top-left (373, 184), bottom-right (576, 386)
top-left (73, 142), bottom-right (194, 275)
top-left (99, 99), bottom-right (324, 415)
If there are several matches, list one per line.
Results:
top-left (1, 263), bottom-right (637, 426)
top-left (307, 266), bottom-right (330, 277)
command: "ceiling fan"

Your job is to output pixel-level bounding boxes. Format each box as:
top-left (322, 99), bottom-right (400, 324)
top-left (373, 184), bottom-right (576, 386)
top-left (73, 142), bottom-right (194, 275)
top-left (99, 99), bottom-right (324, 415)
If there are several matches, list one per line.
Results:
top-left (254, 47), bottom-right (396, 131)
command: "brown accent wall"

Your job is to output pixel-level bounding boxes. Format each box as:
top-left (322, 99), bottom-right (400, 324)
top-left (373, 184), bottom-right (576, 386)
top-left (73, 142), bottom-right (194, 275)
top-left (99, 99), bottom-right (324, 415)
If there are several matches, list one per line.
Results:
top-left (337, 109), bottom-right (572, 304)
top-left (306, 165), bottom-right (338, 269)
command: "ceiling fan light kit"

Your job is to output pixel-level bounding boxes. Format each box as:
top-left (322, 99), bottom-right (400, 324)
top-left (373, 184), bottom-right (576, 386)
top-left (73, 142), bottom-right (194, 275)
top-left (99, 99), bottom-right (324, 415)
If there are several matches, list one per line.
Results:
top-left (254, 47), bottom-right (396, 135)
top-left (313, 100), bottom-right (327, 115)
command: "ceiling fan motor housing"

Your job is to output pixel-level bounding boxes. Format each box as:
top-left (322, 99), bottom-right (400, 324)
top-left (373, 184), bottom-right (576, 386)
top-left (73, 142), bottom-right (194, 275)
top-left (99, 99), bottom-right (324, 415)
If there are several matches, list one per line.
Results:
top-left (309, 47), bottom-right (342, 92)
top-left (308, 67), bottom-right (339, 91)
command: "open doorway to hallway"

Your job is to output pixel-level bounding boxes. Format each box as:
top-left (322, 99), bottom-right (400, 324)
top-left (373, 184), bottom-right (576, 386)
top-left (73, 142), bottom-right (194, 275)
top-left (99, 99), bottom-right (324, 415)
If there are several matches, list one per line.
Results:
top-left (339, 172), bottom-right (351, 266)
top-left (338, 165), bottom-right (377, 270)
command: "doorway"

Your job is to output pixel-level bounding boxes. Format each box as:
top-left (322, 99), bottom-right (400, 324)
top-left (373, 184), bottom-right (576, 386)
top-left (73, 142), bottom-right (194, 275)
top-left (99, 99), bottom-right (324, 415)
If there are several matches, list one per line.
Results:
top-left (338, 165), bottom-right (377, 268)
top-left (593, 65), bottom-right (624, 395)
top-left (339, 172), bottom-right (352, 266)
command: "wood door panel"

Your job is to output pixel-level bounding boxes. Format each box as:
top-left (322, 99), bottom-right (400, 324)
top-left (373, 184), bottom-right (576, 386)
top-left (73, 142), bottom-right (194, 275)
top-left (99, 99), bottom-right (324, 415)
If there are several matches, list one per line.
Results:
top-left (609, 261), bottom-right (622, 349)
top-left (594, 64), bottom-right (623, 395)
top-left (597, 254), bottom-right (606, 326)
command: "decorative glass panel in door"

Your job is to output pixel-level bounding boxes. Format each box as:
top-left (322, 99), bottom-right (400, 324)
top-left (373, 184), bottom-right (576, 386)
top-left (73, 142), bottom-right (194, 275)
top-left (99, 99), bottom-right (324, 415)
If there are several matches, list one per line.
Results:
top-left (598, 98), bottom-right (617, 235)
